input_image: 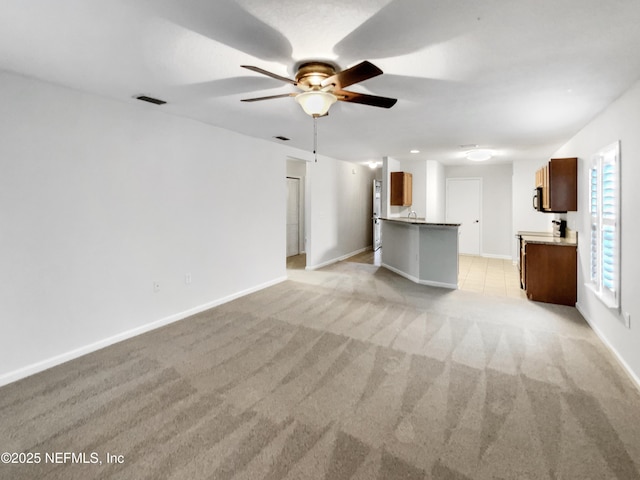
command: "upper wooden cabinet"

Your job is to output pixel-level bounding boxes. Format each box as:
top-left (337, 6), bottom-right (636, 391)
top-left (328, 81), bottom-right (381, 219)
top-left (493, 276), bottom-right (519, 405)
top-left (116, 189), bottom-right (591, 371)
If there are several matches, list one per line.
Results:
top-left (535, 157), bottom-right (577, 212)
top-left (390, 172), bottom-right (412, 206)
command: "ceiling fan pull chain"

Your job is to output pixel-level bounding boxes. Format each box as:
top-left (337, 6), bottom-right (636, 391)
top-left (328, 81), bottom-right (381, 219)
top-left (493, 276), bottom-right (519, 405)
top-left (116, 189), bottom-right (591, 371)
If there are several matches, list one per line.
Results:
top-left (313, 116), bottom-right (318, 162)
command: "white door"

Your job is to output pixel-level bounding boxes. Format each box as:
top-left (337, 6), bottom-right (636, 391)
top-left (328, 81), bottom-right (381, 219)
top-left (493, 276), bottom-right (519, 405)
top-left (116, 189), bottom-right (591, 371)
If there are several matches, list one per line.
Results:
top-left (373, 179), bottom-right (382, 250)
top-left (446, 178), bottom-right (481, 255)
top-left (286, 177), bottom-right (300, 257)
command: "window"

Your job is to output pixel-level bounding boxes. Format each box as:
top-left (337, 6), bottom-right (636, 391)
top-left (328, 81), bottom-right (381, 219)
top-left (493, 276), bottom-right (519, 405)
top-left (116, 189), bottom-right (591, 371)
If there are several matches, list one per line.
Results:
top-left (589, 141), bottom-right (620, 308)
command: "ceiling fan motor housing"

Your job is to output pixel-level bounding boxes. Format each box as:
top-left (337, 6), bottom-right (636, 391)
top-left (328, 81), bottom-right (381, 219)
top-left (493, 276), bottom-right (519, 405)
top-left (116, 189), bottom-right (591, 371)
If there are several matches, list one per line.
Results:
top-left (295, 62), bottom-right (336, 89)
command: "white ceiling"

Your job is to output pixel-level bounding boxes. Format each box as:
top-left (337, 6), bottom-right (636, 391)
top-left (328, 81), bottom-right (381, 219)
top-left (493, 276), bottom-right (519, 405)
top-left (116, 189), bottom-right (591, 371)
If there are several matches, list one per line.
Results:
top-left (2, 0), bottom-right (640, 165)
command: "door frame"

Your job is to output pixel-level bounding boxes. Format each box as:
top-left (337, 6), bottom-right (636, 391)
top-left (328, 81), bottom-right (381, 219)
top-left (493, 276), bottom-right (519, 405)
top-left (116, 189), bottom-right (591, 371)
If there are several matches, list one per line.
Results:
top-left (286, 175), bottom-right (305, 256)
top-left (372, 179), bottom-right (382, 251)
top-left (445, 177), bottom-right (482, 256)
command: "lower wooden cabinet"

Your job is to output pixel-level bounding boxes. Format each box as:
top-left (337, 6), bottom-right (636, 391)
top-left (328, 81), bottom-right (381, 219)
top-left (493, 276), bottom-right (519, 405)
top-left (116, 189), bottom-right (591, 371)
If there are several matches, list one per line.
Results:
top-left (523, 242), bottom-right (577, 306)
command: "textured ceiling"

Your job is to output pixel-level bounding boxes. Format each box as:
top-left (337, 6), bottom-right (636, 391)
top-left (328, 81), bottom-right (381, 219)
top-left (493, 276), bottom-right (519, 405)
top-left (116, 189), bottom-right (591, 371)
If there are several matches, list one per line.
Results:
top-left (2, 0), bottom-right (640, 165)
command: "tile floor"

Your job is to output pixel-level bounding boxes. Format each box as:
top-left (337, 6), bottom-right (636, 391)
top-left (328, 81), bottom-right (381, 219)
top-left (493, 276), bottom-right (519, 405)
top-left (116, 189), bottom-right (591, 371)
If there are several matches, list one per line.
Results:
top-left (458, 254), bottom-right (525, 299)
top-left (287, 250), bottom-right (525, 299)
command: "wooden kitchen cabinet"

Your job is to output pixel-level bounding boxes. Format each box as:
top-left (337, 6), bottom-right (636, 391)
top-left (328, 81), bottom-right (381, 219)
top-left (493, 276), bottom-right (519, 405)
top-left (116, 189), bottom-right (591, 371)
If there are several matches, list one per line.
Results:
top-left (390, 172), bottom-right (412, 206)
top-left (523, 242), bottom-right (577, 306)
top-left (534, 157), bottom-right (577, 212)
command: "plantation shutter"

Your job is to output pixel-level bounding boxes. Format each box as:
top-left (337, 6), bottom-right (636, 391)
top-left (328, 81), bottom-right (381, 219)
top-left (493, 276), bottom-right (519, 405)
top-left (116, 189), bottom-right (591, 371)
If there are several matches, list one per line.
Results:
top-left (600, 152), bottom-right (618, 304)
top-left (590, 142), bottom-right (620, 308)
top-left (589, 165), bottom-right (599, 285)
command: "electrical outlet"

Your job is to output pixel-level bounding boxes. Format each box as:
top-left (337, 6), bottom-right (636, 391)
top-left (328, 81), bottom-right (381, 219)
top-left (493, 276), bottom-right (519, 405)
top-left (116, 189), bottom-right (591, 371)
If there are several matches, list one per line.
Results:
top-left (185, 273), bottom-right (192, 285)
top-left (623, 311), bottom-right (631, 329)
top-left (153, 281), bottom-right (160, 293)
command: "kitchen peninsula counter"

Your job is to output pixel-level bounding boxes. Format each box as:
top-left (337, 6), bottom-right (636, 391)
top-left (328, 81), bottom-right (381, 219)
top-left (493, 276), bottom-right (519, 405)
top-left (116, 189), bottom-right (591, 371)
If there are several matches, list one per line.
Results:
top-left (380, 218), bottom-right (460, 288)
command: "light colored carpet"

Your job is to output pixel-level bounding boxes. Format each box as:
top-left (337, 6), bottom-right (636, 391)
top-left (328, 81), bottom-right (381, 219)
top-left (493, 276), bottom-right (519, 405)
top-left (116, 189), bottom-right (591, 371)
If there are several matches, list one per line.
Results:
top-left (1, 261), bottom-right (640, 479)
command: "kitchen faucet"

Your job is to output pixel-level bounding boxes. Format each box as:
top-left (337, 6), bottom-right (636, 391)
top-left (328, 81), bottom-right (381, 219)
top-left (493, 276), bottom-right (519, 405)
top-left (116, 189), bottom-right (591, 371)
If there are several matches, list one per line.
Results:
top-left (408, 210), bottom-right (417, 220)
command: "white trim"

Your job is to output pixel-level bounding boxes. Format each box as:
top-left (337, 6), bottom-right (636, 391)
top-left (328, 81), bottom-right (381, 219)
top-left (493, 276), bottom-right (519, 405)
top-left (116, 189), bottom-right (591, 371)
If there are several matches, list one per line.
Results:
top-left (585, 282), bottom-right (619, 310)
top-left (305, 246), bottom-right (372, 270)
top-left (588, 141), bottom-right (620, 310)
top-left (481, 253), bottom-right (512, 260)
top-left (381, 263), bottom-right (458, 289)
top-left (286, 174), bottom-right (305, 257)
top-left (0, 276), bottom-right (287, 387)
top-left (576, 302), bottom-right (640, 393)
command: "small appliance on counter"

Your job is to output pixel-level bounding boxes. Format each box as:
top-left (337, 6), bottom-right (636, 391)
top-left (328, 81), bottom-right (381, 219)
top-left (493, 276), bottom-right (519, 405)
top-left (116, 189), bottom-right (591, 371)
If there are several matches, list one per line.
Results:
top-left (552, 219), bottom-right (567, 237)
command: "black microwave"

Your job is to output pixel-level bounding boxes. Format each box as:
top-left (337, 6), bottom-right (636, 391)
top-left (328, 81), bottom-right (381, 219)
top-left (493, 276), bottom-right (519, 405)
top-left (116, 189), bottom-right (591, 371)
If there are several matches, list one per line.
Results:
top-left (532, 187), bottom-right (543, 211)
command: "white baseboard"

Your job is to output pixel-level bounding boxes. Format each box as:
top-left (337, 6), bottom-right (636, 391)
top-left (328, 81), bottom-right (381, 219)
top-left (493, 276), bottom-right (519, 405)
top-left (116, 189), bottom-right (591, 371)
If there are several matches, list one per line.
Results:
top-left (381, 263), bottom-right (457, 290)
top-left (576, 302), bottom-right (640, 393)
top-left (0, 276), bottom-right (287, 388)
top-left (305, 246), bottom-right (372, 271)
top-left (481, 253), bottom-right (513, 260)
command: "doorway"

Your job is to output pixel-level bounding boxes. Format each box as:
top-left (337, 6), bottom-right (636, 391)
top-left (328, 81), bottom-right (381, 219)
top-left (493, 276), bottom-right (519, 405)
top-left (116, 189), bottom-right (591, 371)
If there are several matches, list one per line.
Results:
top-left (446, 178), bottom-right (482, 255)
top-left (286, 176), bottom-right (302, 257)
top-left (372, 179), bottom-right (382, 251)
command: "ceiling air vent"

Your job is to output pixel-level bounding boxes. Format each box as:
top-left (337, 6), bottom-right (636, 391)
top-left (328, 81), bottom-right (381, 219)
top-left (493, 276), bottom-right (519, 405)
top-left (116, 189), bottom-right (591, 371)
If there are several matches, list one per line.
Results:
top-left (273, 136), bottom-right (290, 141)
top-left (136, 95), bottom-right (166, 105)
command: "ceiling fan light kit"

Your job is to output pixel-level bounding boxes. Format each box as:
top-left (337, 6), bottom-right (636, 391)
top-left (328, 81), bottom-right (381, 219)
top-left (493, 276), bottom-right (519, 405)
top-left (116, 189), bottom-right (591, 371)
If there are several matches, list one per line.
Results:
top-left (295, 90), bottom-right (337, 117)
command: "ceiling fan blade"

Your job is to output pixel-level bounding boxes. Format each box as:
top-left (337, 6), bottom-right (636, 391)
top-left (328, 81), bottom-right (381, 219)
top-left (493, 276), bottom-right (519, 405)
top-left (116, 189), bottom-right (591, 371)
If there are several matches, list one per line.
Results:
top-left (241, 93), bottom-right (297, 102)
top-left (321, 61), bottom-right (383, 89)
top-left (335, 90), bottom-right (397, 108)
top-left (241, 65), bottom-right (297, 85)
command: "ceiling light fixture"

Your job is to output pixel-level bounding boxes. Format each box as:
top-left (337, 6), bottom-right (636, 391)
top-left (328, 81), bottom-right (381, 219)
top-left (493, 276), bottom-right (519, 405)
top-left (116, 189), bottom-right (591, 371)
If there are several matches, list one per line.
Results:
top-left (410, 149), bottom-right (420, 154)
top-left (466, 149), bottom-right (494, 161)
top-left (295, 90), bottom-right (337, 117)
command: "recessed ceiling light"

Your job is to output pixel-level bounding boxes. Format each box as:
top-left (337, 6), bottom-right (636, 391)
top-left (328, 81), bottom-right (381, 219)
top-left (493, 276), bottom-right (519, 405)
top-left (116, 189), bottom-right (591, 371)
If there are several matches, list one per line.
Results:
top-left (410, 149), bottom-right (420, 154)
top-left (466, 149), bottom-right (494, 161)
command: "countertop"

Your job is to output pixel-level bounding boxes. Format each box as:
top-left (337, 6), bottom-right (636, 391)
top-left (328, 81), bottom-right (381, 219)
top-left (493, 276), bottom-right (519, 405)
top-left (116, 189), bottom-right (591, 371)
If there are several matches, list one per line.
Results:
top-left (517, 231), bottom-right (577, 246)
top-left (380, 217), bottom-right (461, 227)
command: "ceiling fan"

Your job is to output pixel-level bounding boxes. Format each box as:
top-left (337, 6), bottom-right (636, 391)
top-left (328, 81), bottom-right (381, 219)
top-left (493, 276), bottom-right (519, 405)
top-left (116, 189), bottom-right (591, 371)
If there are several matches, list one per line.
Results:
top-left (240, 60), bottom-right (397, 117)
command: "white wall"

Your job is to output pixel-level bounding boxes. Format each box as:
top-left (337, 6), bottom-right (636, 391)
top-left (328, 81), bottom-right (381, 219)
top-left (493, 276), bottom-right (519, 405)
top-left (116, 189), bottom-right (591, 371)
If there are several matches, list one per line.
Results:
top-left (0, 71), bottom-right (373, 384)
top-left (306, 157), bottom-right (375, 269)
top-left (510, 158), bottom-right (560, 258)
top-left (426, 160), bottom-right (446, 223)
top-left (446, 163), bottom-right (513, 258)
top-left (381, 156), bottom-right (400, 218)
top-left (550, 79), bottom-right (640, 385)
top-left (384, 159), bottom-right (445, 222)
top-left (398, 160), bottom-right (427, 217)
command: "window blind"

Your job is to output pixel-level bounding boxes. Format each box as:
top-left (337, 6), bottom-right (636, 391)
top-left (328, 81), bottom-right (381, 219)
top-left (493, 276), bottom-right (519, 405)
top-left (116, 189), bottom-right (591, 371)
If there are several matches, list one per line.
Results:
top-left (589, 141), bottom-right (620, 309)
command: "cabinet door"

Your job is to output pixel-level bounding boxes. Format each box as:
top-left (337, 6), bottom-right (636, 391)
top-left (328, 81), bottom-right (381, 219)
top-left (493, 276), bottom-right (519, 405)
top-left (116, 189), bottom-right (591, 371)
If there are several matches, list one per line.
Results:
top-left (520, 239), bottom-right (526, 289)
top-left (542, 165), bottom-right (550, 210)
top-left (525, 243), bottom-right (577, 305)
top-left (535, 168), bottom-right (544, 188)
top-left (548, 157), bottom-right (577, 211)
top-left (403, 173), bottom-right (412, 206)
top-left (390, 172), bottom-right (412, 206)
